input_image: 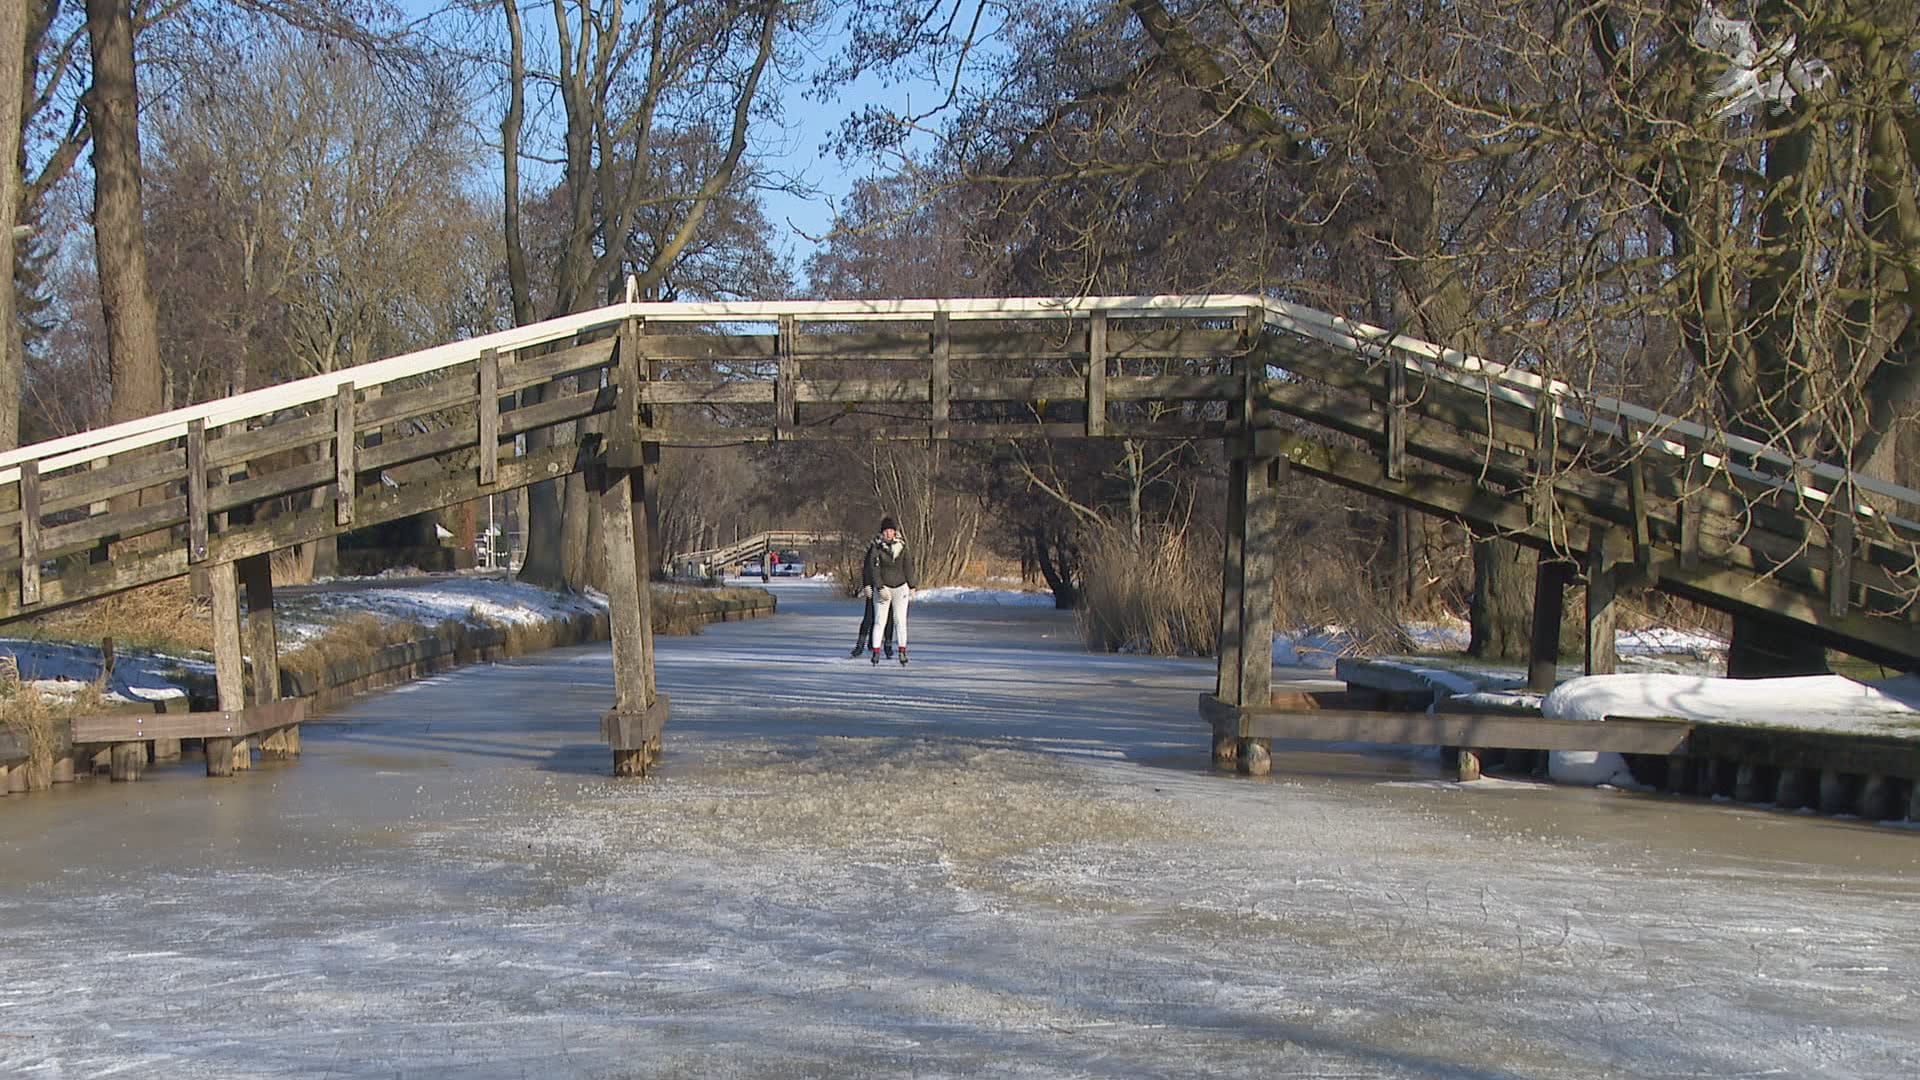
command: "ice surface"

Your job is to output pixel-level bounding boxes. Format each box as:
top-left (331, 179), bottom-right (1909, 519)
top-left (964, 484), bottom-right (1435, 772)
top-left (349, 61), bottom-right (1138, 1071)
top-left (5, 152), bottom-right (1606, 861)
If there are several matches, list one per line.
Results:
top-left (1, 578), bottom-right (1916, 1078)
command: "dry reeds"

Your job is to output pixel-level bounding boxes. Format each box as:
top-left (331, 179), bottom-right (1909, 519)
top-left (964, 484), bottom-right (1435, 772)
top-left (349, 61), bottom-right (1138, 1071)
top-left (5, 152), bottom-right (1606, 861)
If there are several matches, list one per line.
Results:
top-left (1076, 525), bottom-right (1219, 656)
top-left (0, 655), bottom-right (82, 790)
top-left (22, 578), bottom-right (212, 654)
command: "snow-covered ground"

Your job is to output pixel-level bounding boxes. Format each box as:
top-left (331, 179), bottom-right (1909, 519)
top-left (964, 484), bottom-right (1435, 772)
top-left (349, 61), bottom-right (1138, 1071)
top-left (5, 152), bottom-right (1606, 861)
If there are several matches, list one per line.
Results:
top-left (1, 577), bottom-right (1915, 1079)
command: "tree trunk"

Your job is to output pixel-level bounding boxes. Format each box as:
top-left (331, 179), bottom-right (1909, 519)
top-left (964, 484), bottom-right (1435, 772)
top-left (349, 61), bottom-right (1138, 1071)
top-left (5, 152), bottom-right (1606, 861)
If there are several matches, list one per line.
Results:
top-left (0, 0), bottom-right (23, 451)
top-left (85, 0), bottom-right (165, 429)
top-left (1469, 537), bottom-right (1536, 661)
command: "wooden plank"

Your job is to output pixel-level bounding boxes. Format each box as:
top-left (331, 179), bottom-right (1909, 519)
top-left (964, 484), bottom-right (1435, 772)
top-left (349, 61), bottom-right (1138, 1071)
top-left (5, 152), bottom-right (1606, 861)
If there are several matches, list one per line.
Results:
top-left (1384, 355), bottom-right (1406, 481)
top-left (71, 700), bottom-right (306, 744)
top-left (931, 313), bottom-right (951, 442)
top-left (950, 377), bottom-right (1082, 402)
top-left (776, 315), bottom-right (797, 441)
top-left (1086, 312), bottom-right (1107, 437)
top-left (355, 369), bottom-right (471, 431)
top-left (477, 349), bottom-right (500, 486)
top-left (39, 446), bottom-right (186, 516)
top-left (334, 382), bottom-right (356, 527)
top-left (640, 381), bottom-right (777, 405)
top-left (205, 410), bottom-right (333, 470)
top-left (496, 337), bottom-right (616, 393)
top-left (1104, 375), bottom-right (1239, 401)
top-left (1211, 700), bottom-right (1696, 755)
top-left (186, 420), bottom-right (209, 563)
top-left (1829, 514), bottom-right (1855, 618)
top-left (19, 460), bottom-right (38, 606)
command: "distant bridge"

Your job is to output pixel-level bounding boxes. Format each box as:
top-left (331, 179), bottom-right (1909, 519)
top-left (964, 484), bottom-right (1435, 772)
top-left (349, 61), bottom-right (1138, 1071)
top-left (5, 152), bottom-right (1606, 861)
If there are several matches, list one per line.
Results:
top-left (670, 530), bottom-right (842, 579)
top-left (1, 293), bottom-right (1914, 788)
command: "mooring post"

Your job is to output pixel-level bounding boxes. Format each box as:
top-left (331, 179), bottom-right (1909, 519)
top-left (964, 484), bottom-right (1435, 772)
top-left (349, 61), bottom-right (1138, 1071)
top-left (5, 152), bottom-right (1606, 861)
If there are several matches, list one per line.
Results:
top-left (206, 560), bottom-right (247, 777)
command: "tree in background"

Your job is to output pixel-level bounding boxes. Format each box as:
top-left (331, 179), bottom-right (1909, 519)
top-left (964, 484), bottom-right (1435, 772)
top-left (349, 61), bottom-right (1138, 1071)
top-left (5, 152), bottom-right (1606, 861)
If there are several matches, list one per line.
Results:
top-left (83, 0), bottom-right (163, 428)
top-left (498, 0), bottom-right (798, 590)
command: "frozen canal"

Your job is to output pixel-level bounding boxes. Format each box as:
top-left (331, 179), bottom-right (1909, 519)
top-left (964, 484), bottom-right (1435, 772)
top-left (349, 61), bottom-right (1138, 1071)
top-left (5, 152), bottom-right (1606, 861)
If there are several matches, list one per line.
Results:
top-left (2, 579), bottom-right (1917, 1078)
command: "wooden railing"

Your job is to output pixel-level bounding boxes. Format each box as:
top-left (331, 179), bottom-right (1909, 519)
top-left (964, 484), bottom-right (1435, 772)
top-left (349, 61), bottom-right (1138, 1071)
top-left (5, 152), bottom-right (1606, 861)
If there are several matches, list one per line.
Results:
top-left (1, 291), bottom-right (1914, 665)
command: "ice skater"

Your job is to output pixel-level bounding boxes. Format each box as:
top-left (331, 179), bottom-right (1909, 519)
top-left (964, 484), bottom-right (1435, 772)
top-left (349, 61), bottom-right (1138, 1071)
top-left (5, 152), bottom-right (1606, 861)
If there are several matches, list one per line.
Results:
top-left (862, 516), bottom-right (916, 665)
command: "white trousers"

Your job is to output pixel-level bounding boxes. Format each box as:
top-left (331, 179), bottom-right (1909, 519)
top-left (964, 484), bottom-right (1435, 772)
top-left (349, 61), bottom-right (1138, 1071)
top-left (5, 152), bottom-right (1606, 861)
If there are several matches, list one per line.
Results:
top-left (872, 585), bottom-right (911, 649)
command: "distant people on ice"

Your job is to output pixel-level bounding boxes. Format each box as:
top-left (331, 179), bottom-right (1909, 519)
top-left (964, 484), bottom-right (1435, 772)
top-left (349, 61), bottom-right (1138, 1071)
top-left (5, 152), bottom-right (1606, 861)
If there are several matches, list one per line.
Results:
top-left (861, 516), bottom-right (917, 666)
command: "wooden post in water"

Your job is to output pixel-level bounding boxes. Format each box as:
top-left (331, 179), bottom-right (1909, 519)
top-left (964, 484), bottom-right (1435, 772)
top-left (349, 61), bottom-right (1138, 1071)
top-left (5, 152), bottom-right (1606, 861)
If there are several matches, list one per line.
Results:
top-left (1584, 526), bottom-right (1618, 677)
top-left (602, 318), bottom-right (666, 775)
top-left (240, 553), bottom-right (293, 757)
top-left (206, 560), bottom-right (247, 776)
top-left (1211, 456), bottom-right (1249, 770)
top-left (598, 465), bottom-right (665, 776)
top-left (1528, 558), bottom-right (1571, 693)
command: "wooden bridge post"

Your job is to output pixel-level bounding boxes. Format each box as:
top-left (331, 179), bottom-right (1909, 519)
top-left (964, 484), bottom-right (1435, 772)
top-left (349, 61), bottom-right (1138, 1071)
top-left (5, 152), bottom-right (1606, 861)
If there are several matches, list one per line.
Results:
top-left (240, 554), bottom-right (294, 758)
top-left (1214, 442), bottom-right (1281, 775)
top-left (1213, 459), bottom-right (1248, 769)
top-left (1528, 557), bottom-right (1572, 693)
top-left (1584, 526), bottom-right (1619, 676)
top-left (598, 464), bottom-right (666, 777)
top-left (206, 560), bottom-right (248, 777)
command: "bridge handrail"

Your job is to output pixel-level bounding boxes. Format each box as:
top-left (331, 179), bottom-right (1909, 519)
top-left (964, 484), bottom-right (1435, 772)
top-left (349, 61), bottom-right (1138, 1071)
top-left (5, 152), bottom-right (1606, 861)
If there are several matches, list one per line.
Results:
top-left (1255, 299), bottom-right (1920, 526)
top-left (7, 291), bottom-right (1914, 527)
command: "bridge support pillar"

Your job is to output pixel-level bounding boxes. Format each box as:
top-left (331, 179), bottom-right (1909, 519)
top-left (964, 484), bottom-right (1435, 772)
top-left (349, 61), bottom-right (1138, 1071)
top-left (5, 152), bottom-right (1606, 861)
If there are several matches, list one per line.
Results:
top-left (1528, 559), bottom-right (1572, 693)
top-left (1215, 452), bottom-right (1280, 775)
top-left (1584, 527), bottom-right (1619, 676)
top-left (206, 560), bottom-right (249, 777)
top-left (597, 465), bottom-right (664, 777)
top-left (240, 554), bottom-right (295, 758)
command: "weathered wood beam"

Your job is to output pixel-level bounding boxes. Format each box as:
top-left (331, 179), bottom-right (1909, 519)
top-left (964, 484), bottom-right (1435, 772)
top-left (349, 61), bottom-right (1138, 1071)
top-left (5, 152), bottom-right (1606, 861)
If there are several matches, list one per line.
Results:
top-left (1086, 312), bottom-right (1107, 437)
top-left (1586, 525), bottom-right (1619, 676)
top-left (931, 313), bottom-right (951, 442)
top-left (1529, 558), bottom-right (1571, 692)
top-left (1261, 428), bottom-right (1920, 667)
top-left (206, 560), bottom-right (246, 777)
top-left (18, 460), bottom-right (38, 606)
top-left (776, 315), bottom-right (797, 441)
top-left (334, 383), bottom-right (356, 527)
top-left (478, 350), bottom-right (501, 487)
top-left (186, 420), bottom-right (209, 564)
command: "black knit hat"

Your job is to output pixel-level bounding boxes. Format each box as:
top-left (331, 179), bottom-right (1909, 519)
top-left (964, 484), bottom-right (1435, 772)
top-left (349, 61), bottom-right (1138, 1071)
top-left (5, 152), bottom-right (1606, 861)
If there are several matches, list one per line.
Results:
top-left (879, 516), bottom-right (897, 532)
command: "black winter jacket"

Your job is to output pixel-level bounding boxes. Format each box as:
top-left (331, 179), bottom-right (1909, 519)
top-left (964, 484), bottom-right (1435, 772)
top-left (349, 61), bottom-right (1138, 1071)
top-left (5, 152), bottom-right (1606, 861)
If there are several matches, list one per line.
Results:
top-left (863, 535), bottom-right (916, 590)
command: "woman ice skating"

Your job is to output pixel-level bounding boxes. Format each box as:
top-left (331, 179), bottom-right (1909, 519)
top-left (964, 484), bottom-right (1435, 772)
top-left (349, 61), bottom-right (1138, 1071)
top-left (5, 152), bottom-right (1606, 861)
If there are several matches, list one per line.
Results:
top-left (862, 516), bottom-right (917, 665)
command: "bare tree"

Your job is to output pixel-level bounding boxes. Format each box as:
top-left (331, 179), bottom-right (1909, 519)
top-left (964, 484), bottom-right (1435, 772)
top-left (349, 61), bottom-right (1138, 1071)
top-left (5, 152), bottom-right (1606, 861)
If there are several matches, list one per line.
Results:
top-left (84, 0), bottom-right (164, 428)
top-left (500, 0), bottom-right (797, 590)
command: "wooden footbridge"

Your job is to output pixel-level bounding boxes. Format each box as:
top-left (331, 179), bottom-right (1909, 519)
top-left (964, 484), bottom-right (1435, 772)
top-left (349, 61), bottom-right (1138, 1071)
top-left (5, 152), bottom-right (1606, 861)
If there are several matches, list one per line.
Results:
top-left (3, 293), bottom-right (1917, 788)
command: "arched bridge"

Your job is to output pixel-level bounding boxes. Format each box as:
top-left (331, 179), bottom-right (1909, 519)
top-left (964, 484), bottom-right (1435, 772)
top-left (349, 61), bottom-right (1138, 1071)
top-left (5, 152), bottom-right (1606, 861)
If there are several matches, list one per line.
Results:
top-left (2, 294), bottom-right (1915, 782)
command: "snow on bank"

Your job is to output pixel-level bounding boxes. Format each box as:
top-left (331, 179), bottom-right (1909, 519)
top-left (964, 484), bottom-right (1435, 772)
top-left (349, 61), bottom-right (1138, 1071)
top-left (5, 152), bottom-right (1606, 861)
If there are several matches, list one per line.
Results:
top-left (1, 638), bottom-right (208, 708)
top-left (273, 576), bottom-right (608, 646)
top-left (911, 585), bottom-right (1056, 606)
top-left (1544, 671), bottom-right (1920, 738)
top-left (1539, 671), bottom-right (1920, 789)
